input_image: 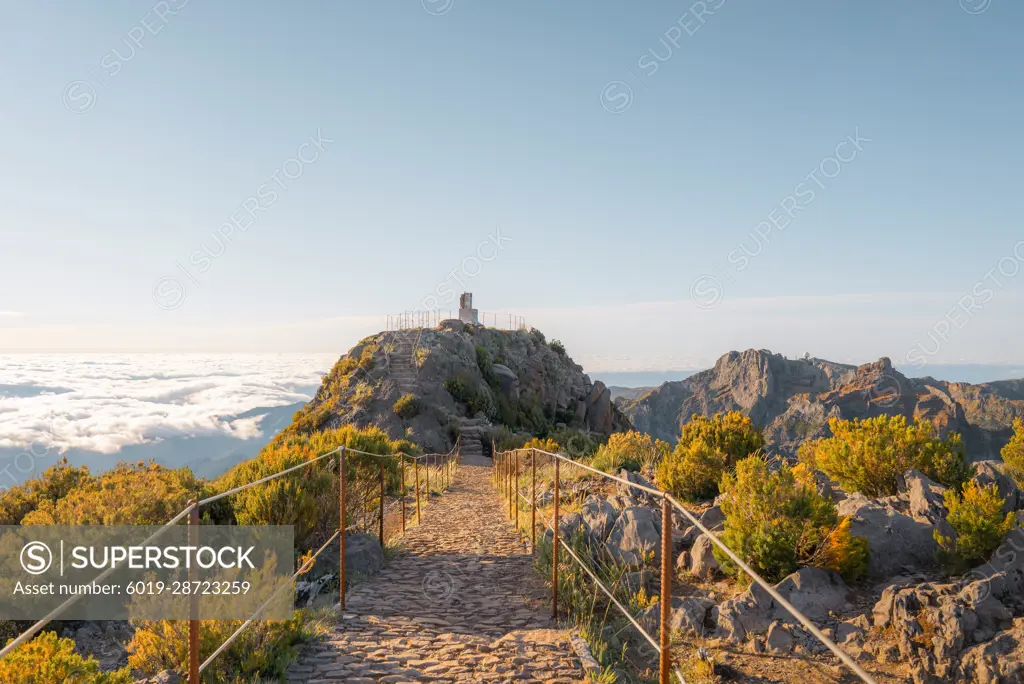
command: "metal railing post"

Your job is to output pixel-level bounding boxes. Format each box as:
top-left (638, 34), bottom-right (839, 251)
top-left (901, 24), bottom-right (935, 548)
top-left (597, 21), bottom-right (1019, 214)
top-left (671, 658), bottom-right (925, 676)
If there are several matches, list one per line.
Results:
top-left (552, 456), bottom-right (560, 620)
top-left (660, 495), bottom-right (672, 683)
top-left (415, 458), bottom-right (421, 524)
top-left (339, 447), bottom-right (347, 609)
top-left (514, 450), bottom-right (519, 531)
top-left (508, 453), bottom-right (513, 518)
top-left (378, 459), bottom-right (385, 548)
top-left (188, 499), bottom-right (199, 684)
top-left (362, 481), bottom-right (368, 533)
top-left (401, 456), bottom-right (406, 536)
top-left (426, 454), bottom-right (431, 497)
top-left (531, 449), bottom-right (537, 554)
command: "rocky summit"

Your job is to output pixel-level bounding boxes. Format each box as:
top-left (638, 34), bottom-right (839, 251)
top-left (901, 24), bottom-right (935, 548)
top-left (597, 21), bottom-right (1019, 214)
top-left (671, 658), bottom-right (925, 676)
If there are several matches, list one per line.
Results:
top-left (294, 321), bottom-right (631, 453)
top-left (623, 349), bottom-right (1024, 460)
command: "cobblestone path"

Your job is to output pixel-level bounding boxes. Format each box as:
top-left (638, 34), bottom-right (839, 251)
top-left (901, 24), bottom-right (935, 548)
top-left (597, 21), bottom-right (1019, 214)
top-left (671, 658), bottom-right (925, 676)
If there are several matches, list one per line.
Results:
top-left (286, 454), bottom-right (589, 683)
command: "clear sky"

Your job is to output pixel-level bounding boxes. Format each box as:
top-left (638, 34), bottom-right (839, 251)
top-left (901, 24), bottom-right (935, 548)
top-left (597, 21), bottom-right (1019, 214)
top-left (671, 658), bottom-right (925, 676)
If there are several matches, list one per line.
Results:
top-left (1, 1), bottom-right (1022, 372)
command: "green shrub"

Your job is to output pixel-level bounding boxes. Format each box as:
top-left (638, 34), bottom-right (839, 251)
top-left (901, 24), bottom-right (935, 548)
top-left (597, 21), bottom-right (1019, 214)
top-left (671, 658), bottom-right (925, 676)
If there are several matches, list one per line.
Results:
top-left (655, 412), bottom-right (763, 501)
top-left (935, 480), bottom-right (1015, 567)
top-left (491, 426), bottom-right (528, 452)
top-left (515, 396), bottom-right (549, 433)
top-left (475, 346), bottom-right (496, 384)
top-left (393, 393), bottom-right (421, 420)
top-left (0, 631), bottom-right (131, 683)
top-left (1001, 418), bottom-right (1024, 488)
top-left (716, 458), bottom-right (868, 583)
top-left (550, 339), bottom-right (566, 355)
top-left (444, 374), bottom-right (474, 404)
top-left (799, 415), bottom-right (972, 496)
top-left (445, 373), bottom-right (497, 419)
top-left (591, 431), bottom-right (669, 473)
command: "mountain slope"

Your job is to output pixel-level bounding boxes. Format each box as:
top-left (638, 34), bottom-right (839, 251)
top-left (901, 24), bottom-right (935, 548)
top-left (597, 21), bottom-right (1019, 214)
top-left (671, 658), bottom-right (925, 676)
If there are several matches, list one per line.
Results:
top-left (292, 322), bottom-right (632, 451)
top-left (623, 349), bottom-right (1024, 461)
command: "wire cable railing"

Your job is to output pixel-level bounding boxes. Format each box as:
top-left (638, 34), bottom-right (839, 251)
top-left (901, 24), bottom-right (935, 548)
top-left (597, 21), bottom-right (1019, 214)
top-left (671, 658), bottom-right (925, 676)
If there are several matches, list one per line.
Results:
top-left (0, 440), bottom-right (462, 683)
top-left (493, 446), bottom-right (879, 684)
top-left (386, 310), bottom-right (527, 331)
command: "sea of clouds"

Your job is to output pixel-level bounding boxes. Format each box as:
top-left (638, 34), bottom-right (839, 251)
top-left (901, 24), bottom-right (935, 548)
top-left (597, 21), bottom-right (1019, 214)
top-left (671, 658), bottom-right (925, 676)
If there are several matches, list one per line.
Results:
top-left (0, 353), bottom-right (336, 484)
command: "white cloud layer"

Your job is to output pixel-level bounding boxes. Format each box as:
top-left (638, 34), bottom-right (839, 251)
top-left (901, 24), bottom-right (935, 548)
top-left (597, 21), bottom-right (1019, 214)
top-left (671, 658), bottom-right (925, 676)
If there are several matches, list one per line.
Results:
top-left (0, 354), bottom-right (335, 454)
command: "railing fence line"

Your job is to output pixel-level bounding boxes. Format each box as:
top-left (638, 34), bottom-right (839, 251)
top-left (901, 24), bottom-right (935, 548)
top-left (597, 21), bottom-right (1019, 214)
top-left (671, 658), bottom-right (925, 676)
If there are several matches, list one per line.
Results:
top-left (493, 446), bottom-right (878, 684)
top-left (0, 439), bottom-right (462, 683)
top-left (386, 310), bottom-right (526, 331)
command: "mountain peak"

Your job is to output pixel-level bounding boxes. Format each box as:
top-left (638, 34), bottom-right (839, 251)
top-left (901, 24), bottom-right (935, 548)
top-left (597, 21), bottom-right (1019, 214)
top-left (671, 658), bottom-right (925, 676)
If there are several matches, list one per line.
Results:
top-left (291, 324), bottom-right (631, 452)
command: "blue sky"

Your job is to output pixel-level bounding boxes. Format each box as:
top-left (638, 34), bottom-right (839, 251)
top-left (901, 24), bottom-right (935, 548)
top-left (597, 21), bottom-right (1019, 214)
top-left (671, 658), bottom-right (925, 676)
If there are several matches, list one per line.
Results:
top-left (1, 1), bottom-right (1022, 371)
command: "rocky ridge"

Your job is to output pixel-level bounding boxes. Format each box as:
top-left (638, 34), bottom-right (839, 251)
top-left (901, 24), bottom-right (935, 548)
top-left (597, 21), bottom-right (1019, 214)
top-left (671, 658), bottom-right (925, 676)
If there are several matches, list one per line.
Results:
top-left (624, 349), bottom-right (1024, 461)
top-left (296, 321), bottom-right (631, 453)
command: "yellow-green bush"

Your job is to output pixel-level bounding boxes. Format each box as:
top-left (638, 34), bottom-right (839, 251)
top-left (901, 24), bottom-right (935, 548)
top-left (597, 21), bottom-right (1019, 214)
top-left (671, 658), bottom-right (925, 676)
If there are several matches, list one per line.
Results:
top-left (0, 458), bottom-right (91, 525)
top-left (16, 461), bottom-right (196, 526)
top-left (212, 425), bottom-right (413, 550)
top-left (1001, 418), bottom-right (1024, 488)
top-left (655, 439), bottom-right (726, 501)
top-left (678, 412), bottom-right (764, 463)
top-left (523, 437), bottom-right (560, 453)
top-left (716, 457), bottom-right (868, 583)
top-left (393, 393), bottom-right (421, 419)
top-left (128, 611), bottom-right (318, 683)
top-left (935, 480), bottom-right (1015, 567)
top-left (591, 430), bottom-right (670, 473)
top-left (0, 631), bottom-right (131, 683)
top-left (798, 415), bottom-right (972, 496)
top-left (655, 412), bottom-right (764, 501)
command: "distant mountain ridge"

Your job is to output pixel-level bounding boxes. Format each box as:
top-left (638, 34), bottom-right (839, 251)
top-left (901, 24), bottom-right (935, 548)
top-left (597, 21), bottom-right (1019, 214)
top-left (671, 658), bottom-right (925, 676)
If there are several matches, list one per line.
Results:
top-left (622, 349), bottom-right (1024, 462)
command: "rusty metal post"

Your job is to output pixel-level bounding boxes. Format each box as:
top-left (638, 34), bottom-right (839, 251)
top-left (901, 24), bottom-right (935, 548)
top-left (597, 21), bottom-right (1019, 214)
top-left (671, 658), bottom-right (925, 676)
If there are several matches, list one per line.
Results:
top-left (531, 449), bottom-right (537, 554)
top-left (339, 448), bottom-right (347, 609)
top-left (187, 499), bottom-right (199, 684)
top-left (400, 456), bottom-right (406, 536)
top-left (660, 495), bottom-right (672, 683)
top-left (362, 483), bottom-right (368, 533)
top-left (508, 452), bottom-right (513, 518)
top-left (378, 459), bottom-right (385, 548)
top-left (426, 454), bottom-right (431, 497)
top-left (552, 456), bottom-right (560, 620)
top-left (415, 458), bottom-right (421, 524)
top-left (514, 450), bottom-right (519, 530)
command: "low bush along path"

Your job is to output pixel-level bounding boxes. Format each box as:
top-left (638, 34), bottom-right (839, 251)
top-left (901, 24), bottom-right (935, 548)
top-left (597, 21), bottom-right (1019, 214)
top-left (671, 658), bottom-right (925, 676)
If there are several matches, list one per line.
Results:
top-left (286, 452), bottom-right (588, 683)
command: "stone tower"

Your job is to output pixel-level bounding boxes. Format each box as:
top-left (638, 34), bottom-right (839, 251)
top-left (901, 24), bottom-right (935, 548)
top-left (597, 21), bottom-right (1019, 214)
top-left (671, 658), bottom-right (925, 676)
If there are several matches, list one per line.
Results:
top-left (458, 292), bottom-right (478, 324)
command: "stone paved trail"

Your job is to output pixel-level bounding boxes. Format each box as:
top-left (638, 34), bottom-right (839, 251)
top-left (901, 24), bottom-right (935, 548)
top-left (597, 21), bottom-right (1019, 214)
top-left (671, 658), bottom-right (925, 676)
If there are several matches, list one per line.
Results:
top-left (286, 453), bottom-right (589, 683)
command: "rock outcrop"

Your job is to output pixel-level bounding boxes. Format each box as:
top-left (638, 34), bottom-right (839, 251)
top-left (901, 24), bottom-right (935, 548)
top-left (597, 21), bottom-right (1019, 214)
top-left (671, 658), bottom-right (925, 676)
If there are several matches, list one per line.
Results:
top-left (712, 567), bottom-right (854, 643)
top-left (623, 349), bottom-right (1023, 461)
top-left (296, 324), bottom-right (632, 452)
top-left (606, 506), bottom-right (661, 567)
top-left (863, 522), bottom-right (1024, 681)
